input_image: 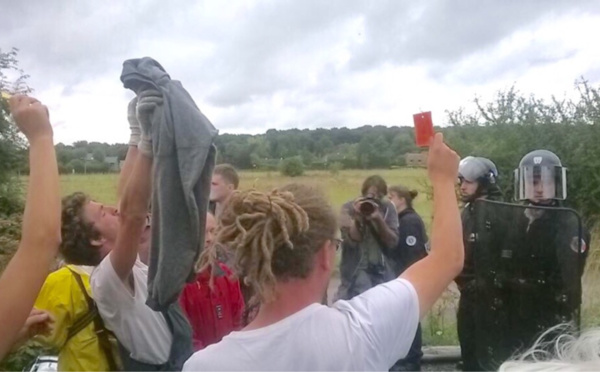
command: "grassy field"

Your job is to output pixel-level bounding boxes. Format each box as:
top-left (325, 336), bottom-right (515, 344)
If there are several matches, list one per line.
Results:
top-left (43, 169), bottom-right (600, 346)
top-left (55, 168), bottom-right (433, 223)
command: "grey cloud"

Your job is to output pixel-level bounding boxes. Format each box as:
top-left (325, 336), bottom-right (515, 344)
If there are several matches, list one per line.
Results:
top-left (1, 0), bottom-right (195, 89)
top-left (2, 0), bottom-right (599, 140)
top-left (190, 0), bottom-right (365, 107)
top-left (349, 0), bottom-right (600, 71)
top-left (431, 41), bottom-right (581, 86)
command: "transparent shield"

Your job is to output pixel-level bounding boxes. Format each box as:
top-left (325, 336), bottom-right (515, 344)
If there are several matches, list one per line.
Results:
top-left (517, 166), bottom-right (567, 201)
top-left (470, 200), bottom-right (584, 370)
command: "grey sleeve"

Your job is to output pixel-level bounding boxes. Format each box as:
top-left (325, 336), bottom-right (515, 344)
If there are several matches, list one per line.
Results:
top-left (383, 202), bottom-right (399, 230)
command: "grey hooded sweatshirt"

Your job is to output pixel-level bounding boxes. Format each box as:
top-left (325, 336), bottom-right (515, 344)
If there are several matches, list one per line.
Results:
top-left (121, 57), bottom-right (218, 310)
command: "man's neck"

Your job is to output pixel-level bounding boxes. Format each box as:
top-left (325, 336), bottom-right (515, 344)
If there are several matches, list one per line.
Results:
top-left (245, 280), bottom-right (323, 331)
top-left (215, 201), bottom-right (224, 217)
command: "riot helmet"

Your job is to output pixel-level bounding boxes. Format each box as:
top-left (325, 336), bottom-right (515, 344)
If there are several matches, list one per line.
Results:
top-left (514, 149), bottom-right (566, 202)
top-left (458, 156), bottom-right (499, 201)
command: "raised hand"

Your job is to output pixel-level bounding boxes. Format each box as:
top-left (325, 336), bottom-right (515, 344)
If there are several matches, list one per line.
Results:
top-left (135, 89), bottom-right (163, 157)
top-left (11, 308), bottom-right (54, 351)
top-left (427, 133), bottom-right (460, 186)
top-left (128, 97), bottom-right (141, 147)
top-left (8, 95), bottom-right (52, 143)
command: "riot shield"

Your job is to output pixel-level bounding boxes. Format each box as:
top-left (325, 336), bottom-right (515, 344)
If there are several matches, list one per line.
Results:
top-left (470, 200), bottom-right (586, 370)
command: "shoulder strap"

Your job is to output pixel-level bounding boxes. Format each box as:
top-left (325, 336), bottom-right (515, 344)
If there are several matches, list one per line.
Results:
top-left (66, 268), bottom-right (120, 371)
top-left (66, 268), bottom-right (96, 339)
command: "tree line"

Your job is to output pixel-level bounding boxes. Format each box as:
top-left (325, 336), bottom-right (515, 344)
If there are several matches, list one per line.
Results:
top-left (2, 48), bottom-right (600, 224)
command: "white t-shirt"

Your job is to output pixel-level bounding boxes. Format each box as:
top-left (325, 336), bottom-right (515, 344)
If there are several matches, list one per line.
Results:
top-left (183, 278), bottom-right (419, 371)
top-left (91, 255), bottom-right (173, 365)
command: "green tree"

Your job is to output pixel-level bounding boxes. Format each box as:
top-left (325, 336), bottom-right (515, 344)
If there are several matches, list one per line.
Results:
top-left (445, 80), bottom-right (600, 224)
top-left (93, 148), bottom-right (106, 163)
top-left (68, 159), bottom-right (85, 173)
top-left (72, 148), bottom-right (87, 160)
top-left (279, 156), bottom-right (305, 177)
top-left (0, 48), bottom-right (30, 215)
top-left (315, 136), bottom-right (334, 157)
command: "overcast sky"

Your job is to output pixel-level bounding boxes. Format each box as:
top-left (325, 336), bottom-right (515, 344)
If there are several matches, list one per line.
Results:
top-left (2, 0), bottom-right (600, 145)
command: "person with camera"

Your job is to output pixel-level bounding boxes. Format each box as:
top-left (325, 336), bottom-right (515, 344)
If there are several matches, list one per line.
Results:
top-left (335, 175), bottom-right (399, 301)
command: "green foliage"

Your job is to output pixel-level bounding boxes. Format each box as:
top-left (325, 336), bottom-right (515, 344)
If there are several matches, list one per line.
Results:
top-left (0, 178), bottom-right (24, 217)
top-left (279, 156), bottom-right (305, 177)
top-left (51, 143), bottom-right (127, 175)
top-left (213, 126), bottom-right (418, 171)
top-left (422, 289), bottom-right (460, 346)
top-left (93, 148), bottom-right (105, 162)
top-left (0, 342), bottom-right (55, 372)
top-left (67, 159), bottom-right (84, 173)
top-left (445, 79), bottom-right (600, 224)
top-left (0, 48), bottom-right (28, 216)
top-left (0, 213), bottom-right (22, 273)
top-left (85, 161), bottom-right (110, 174)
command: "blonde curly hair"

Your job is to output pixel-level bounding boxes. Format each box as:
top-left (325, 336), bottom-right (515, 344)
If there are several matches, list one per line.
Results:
top-left (197, 183), bottom-right (337, 304)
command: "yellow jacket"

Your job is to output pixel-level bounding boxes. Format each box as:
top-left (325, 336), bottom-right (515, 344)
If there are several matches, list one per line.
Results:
top-left (34, 265), bottom-right (112, 371)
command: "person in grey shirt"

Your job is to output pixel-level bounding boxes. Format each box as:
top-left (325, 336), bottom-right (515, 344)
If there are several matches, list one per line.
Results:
top-left (336, 175), bottom-right (399, 300)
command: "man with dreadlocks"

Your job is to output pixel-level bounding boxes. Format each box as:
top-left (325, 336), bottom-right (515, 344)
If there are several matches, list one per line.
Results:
top-left (183, 133), bottom-right (464, 371)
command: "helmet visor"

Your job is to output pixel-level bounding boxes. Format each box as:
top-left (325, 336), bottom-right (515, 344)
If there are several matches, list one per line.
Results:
top-left (515, 165), bottom-right (566, 201)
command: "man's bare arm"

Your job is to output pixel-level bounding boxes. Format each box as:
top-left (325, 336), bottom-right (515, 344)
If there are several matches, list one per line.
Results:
top-left (0, 96), bottom-right (60, 358)
top-left (401, 133), bottom-right (463, 318)
top-left (111, 153), bottom-right (152, 280)
top-left (110, 91), bottom-right (159, 280)
top-left (117, 98), bottom-right (141, 203)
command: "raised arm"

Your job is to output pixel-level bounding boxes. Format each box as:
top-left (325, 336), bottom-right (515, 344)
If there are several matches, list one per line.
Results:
top-left (117, 98), bottom-right (141, 203)
top-left (110, 91), bottom-right (160, 280)
top-left (400, 133), bottom-right (463, 317)
top-left (111, 152), bottom-right (153, 279)
top-left (0, 95), bottom-right (60, 358)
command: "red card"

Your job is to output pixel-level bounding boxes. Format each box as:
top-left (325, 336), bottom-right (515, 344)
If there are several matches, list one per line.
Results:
top-left (413, 111), bottom-right (434, 147)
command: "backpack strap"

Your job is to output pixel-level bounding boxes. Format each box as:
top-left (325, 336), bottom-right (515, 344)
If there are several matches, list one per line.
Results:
top-left (66, 268), bottom-right (120, 371)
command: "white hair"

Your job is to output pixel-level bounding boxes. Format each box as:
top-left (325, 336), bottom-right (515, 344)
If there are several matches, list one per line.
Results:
top-left (499, 324), bottom-right (600, 371)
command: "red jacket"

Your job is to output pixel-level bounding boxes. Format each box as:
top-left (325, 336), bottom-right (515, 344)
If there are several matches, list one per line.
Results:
top-left (179, 263), bottom-right (244, 351)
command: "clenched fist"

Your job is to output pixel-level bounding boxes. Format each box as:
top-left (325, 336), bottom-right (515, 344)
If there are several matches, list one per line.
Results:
top-left (427, 133), bottom-right (460, 186)
top-left (8, 95), bottom-right (52, 143)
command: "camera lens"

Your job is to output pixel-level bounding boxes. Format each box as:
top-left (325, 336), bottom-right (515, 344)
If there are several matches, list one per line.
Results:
top-left (359, 201), bottom-right (375, 216)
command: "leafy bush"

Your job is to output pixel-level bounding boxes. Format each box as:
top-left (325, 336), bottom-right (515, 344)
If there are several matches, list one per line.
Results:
top-left (0, 179), bottom-right (23, 217)
top-left (445, 80), bottom-right (600, 225)
top-left (0, 214), bottom-right (22, 273)
top-left (279, 156), bottom-right (305, 177)
top-left (0, 342), bottom-right (55, 371)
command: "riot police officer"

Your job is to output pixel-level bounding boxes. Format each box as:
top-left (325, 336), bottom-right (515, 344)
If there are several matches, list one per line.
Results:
top-left (455, 156), bottom-right (503, 371)
top-left (387, 185), bottom-right (429, 371)
top-left (511, 150), bottom-right (590, 351)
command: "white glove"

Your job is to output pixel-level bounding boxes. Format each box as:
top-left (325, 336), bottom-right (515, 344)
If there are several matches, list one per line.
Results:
top-left (136, 89), bottom-right (163, 157)
top-left (127, 97), bottom-right (141, 147)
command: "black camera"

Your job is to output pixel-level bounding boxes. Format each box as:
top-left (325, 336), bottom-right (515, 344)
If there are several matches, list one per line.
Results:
top-left (358, 194), bottom-right (380, 216)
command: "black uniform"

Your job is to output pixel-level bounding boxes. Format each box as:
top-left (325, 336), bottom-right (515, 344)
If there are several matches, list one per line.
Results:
top-left (455, 202), bottom-right (481, 371)
top-left (466, 199), bottom-right (590, 371)
top-left (456, 193), bottom-right (502, 371)
top-left (387, 208), bottom-right (428, 372)
top-left (510, 203), bottom-right (590, 351)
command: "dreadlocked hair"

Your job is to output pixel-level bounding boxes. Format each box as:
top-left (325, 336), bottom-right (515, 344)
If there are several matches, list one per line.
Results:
top-left (197, 183), bottom-right (337, 304)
